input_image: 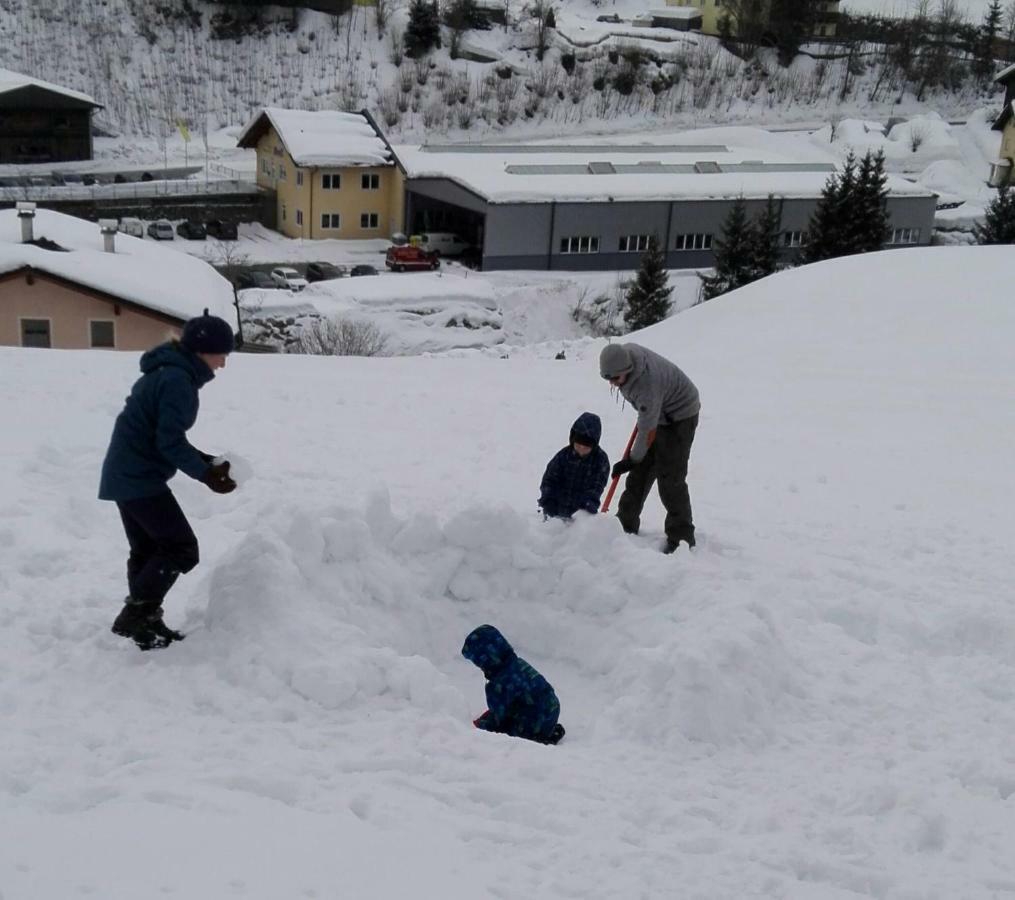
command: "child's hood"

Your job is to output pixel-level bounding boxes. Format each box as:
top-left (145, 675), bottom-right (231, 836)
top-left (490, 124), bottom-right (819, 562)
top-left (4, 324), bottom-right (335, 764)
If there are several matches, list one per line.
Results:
top-left (569, 411), bottom-right (602, 447)
top-left (462, 624), bottom-right (517, 676)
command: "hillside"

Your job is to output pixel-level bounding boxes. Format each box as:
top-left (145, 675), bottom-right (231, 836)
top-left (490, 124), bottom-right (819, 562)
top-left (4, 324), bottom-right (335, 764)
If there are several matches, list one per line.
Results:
top-left (0, 0), bottom-right (997, 142)
top-left (1, 245), bottom-right (1013, 898)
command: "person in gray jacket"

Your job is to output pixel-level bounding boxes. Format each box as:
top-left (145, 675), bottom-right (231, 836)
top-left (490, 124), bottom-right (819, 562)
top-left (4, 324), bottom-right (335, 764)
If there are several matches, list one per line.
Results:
top-left (599, 343), bottom-right (700, 553)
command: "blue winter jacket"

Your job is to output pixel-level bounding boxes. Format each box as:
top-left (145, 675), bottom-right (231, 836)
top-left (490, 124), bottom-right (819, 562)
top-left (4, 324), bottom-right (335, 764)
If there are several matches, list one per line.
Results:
top-left (538, 411), bottom-right (611, 518)
top-left (98, 342), bottom-right (214, 502)
top-left (462, 624), bottom-right (560, 741)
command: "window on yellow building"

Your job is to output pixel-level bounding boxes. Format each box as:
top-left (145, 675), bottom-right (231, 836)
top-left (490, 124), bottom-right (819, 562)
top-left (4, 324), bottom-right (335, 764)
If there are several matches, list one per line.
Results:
top-left (361, 173), bottom-right (380, 190)
top-left (360, 212), bottom-right (379, 229)
top-left (322, 174), bottom-right (340, 189)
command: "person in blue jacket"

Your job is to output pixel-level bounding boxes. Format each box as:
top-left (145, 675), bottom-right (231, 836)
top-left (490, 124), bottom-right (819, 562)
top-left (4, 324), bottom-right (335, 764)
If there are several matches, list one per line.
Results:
top-left (98, 310), bottom-right (238, 650)
top-left (538, 411), bottom-right (611, 519)
top-left (462, 624), bottom-right (565, 745)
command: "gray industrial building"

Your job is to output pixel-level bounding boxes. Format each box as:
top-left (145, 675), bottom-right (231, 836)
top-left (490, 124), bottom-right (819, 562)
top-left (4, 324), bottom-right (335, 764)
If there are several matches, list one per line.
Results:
top-left (393, 142), bottom-right (939, 272)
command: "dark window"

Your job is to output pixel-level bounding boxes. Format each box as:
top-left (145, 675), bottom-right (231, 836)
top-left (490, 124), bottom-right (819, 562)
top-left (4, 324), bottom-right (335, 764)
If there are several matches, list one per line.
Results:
top-left (322, 173), bottom-right (341, 190)
top-left (90, 320), bottom-right (115, 348)
top-left (360, 212), bottom-right (379, 229)
top-left (321, 213), bottom-right (340, 229)
top-left (674, 233), bottom-right (713, 251)
top-left (361, 173), bottom-right (380, 190)
top-left (619, 234), bottom-right (651, 253)
top-left (559, 235), bottom-right (601, 254)
top-left (21, 319), bottom-right (51, 348)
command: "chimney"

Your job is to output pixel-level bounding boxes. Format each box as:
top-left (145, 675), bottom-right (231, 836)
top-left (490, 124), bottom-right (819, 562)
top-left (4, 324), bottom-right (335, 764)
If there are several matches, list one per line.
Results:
top-left (16, 201), bottom-right (36, 243)
top-left (99, 219), bottom-right (118, 253)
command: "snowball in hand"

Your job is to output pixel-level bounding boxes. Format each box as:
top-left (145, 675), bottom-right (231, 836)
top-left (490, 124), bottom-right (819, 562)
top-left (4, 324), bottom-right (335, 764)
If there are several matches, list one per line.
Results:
top-left (214, 452), bottom-right (253, 487)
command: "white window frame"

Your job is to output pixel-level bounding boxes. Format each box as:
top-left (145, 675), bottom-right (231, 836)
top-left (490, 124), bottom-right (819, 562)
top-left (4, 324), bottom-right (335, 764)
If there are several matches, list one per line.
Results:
top-left (89, 319), bottom-right (115, 349)
top-left (277, 164), bottom-right (286, 181)
top-left (321, 213), bottom-right (340, 230)
top-left (296, 209), bottom-right (303, 227)
top-left (322, 173), bottom-right (340, 190)
top-left (889, 227), bottom-right (920, 245)
top-left (19, 316), bottom-right (51, 348)
top-left (360, 212), bottom-right (379, 229)
top-left (673, 233), bottom-right (713, 251)
top-left (619, 234), bottom-right (651, 253)
top-left (296, 171), bottom-right (304, 187)
top-left (559, 235), bottom-right (601, 254)
top-left (781, 230), bottom-right (805, 248)
top-left (361, 173), bottom-right (380, 190)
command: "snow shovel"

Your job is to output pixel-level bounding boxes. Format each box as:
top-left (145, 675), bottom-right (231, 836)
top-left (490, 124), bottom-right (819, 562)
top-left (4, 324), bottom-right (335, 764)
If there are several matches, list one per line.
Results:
top-left (600, 426), bottom-right (637, 514)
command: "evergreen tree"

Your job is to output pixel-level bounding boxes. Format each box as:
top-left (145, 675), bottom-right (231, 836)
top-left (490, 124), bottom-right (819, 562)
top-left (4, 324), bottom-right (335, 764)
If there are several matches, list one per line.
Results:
top-left (973, 0), bottom-right (1004, 82)
top-left (698, 198), bottom-right (755, 301)
top-left (404, 0), bottom-right (441, 57)
top-left (802, 152), bottom-right (857, 264)
top-left (749, 195), bottom-right (782, 279)
top-left (852, 150), bottom-right (890, 253)
top-left (624, 237), bottom-right (673, 330)
top-left (973, 186), bottom-right (1015, 243)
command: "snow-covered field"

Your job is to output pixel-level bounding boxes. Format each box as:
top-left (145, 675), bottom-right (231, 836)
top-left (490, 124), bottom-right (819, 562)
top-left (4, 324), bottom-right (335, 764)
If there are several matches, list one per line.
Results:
top-left (2, 245), bottom-right (1013, 899)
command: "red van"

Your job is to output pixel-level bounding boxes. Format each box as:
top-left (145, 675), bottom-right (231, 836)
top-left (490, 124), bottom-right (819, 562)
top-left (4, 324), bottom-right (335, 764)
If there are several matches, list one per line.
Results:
top-left (385, 245), bottom-right (440, 272)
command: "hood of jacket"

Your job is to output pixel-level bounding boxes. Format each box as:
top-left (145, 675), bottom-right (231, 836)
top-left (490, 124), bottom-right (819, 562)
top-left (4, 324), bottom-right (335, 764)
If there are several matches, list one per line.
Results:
top-left (462, 624), bottom-right (517, 677)
top-left (139, 340), bottom-right (215, 387)
top-left (569, 411), bottom-right (602, 447)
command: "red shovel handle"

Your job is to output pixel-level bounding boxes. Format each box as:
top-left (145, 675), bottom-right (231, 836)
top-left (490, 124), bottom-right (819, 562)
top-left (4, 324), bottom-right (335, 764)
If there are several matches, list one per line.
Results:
top-left (600, 426), bottom-right (637, 513)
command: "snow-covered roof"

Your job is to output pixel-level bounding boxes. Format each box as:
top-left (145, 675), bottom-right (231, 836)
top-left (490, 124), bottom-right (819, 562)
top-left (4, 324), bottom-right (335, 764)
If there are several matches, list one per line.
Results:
top-left (0, 66), bottom-right (100, 107)
top-left (393, 138), bottom-right (936, 204)
top-left (649, 7), bottom-right (704, 20)
top-left (0, 209), bottom-right (235, 325)
top-left (236, 107), bottom-right (393, 168)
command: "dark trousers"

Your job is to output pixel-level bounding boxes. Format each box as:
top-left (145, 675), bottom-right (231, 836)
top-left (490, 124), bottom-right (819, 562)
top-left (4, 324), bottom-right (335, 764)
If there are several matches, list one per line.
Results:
top-left (617, 414), bottom-right (698, 544)
top-left (117, 491), bottom-right (199, 605)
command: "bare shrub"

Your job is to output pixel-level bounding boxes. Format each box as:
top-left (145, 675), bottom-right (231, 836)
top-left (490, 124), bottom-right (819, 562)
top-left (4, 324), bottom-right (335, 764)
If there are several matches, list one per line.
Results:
top-left (388, 27), bottom-right (404, 66)
top-left (415, 55), bottom-right (431, 85)
top-left (295, 317), bottom-right (388, 357)
top-left (571, 286), bottom-right (625, 337)
top-left (909, 120), bottom-right (929, 152)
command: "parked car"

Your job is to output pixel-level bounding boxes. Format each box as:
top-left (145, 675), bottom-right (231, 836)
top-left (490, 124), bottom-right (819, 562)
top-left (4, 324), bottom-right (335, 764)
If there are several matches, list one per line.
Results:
top-left (385, 245), bottom-right (440, 272)
top-left (146, 220), bottom-right (174, 240)
top-left (235, 270), bottom-right (276, 290)
top-left (118, 217), bottom-right (145, 239)
top-left (270, 266), bottom-right (309, 291)
top-left (177, 220), bottom-right (206, 240)
top-left (349, 264), bottom-right (379, 277)
top-left (596, 13), bottom-right (621, 22)
top-left (207, 219), bottom-right (239, 240)
top-left (414, 232), bottom-right (470, 257)
top-left (306, 261), bottom-right (347, 282)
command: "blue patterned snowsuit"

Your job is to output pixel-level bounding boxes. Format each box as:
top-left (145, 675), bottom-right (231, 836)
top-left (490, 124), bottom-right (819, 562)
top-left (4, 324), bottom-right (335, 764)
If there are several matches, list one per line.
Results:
top-left (462, 625), bottom-right (560, 743)
top-left (538, 411), bottom-right (611, 519)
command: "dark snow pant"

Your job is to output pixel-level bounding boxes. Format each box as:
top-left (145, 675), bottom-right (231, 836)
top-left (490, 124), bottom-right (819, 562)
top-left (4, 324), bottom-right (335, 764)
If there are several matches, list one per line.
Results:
top-left (617, 414), bottom-right (698, 545)
top-left (476, 695), bottom-right (561, 743)
top-left (117, 491), bottom-right (199, 605)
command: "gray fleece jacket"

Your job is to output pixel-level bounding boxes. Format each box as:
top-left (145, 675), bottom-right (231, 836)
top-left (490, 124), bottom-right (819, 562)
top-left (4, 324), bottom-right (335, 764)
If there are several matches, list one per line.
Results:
top-left (616, 344), bottom-right (700, 462)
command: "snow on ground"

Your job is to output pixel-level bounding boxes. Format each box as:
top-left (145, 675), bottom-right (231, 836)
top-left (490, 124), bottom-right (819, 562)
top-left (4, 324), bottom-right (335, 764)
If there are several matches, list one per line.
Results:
top-left (2, 245), bottom-right (1014, 898)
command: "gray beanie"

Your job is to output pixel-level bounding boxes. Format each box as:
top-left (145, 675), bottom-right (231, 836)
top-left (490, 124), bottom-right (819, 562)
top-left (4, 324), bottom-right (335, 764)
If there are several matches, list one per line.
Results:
top-left (599, 343), bottom-right (633, 379)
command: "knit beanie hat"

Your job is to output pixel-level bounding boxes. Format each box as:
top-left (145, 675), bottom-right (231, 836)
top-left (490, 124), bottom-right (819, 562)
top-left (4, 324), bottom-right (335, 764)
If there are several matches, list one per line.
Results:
top-left (181, 309), bottom-right (235, 355)
top-left (599, 343), bottom-right (633, 379)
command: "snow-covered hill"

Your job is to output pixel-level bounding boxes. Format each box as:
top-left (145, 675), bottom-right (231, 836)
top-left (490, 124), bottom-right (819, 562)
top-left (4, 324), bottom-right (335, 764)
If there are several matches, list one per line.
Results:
top-left (2, 245), bottom-right (1013, 898)
top-left (0, 0), bottom-right (996, 142)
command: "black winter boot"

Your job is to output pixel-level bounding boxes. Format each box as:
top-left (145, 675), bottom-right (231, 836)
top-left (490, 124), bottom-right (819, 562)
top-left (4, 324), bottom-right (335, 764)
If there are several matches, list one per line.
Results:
top-left (540, 724), bottom-right (565, 745)
top-left (111, 599), bottom-right (185, 651)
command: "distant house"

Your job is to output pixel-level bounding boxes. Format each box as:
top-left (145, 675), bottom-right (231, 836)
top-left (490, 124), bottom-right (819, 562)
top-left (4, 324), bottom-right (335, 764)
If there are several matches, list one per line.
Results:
top-left (237, 107), bottom-right (404, 241)
top-left (989, 63), bottom-right (1015, 188)
top-left (668, 0), bottom-right (840, 40)
top-left (0, 68), bottom-right (102, 165)
top-left (633, 8), bottom-right (703, 31)
top-left (0, 205), bottom-right (236, 351)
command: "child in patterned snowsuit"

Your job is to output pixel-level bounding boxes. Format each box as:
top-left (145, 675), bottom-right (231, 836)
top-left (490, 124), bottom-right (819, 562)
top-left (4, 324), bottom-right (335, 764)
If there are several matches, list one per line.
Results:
top-left (462, 624), bottom-right (564, 745)
top-left (538, 411), bottom-right (611, 520)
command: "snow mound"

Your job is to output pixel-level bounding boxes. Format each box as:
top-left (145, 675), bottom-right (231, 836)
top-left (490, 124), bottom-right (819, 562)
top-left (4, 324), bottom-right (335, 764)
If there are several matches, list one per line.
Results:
top-left (194, 490), bottom-right (801, 749)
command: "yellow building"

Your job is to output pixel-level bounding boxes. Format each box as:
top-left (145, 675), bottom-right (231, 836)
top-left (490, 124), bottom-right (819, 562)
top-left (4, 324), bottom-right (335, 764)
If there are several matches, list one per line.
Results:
top-left (665, 0), bottom-right (840, 39)
top-left (991, 63), bottom-right (1015, 187)
top-left (237, 107), bottom-right (405, 241)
